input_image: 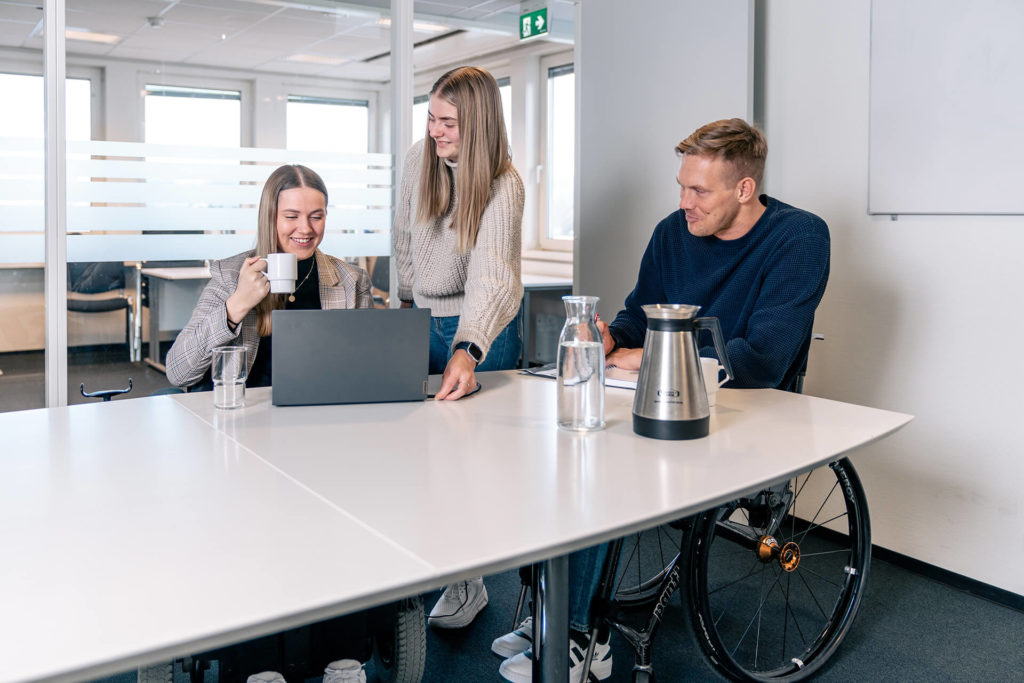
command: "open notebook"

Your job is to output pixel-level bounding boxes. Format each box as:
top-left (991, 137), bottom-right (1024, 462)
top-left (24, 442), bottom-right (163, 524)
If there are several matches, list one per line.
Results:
top-left (521, 363), bottom-right (639, 389)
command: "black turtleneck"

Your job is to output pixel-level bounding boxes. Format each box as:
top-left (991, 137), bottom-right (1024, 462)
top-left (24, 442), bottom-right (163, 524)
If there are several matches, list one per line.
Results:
top-left (246, 255), bottom-right (321, 387)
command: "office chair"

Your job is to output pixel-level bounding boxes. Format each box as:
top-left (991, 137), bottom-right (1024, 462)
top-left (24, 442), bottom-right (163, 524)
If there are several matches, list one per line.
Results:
top-left (67, 262), bottom-right (136, 361)
top-left (371, 256), bottom-right (390, 308)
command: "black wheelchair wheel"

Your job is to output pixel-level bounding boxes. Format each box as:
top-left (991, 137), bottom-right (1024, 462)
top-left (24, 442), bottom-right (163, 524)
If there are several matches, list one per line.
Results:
top-left (684, 458), bottom-right (870, 681)
top-left (137, 662), bottom-right (173, 683)
top-left (371, 596), bottom-right (426, 683)
top-left (613, 520), bottom-right (687, 609)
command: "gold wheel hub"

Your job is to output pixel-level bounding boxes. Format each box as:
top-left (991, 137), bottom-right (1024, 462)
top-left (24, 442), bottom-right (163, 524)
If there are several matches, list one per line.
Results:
top-left (756, 536), bottom-right (801, 572)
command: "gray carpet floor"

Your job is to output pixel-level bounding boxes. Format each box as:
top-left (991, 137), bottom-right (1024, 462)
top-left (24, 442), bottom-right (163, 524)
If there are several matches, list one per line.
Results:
top-left (89, 555), bottom-right (1022, 683)
top-left (0, 346), bottom-right (175, 411)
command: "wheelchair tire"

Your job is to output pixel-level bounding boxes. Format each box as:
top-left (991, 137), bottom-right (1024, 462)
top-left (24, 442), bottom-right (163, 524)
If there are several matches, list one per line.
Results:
top-left (371, 596), bottom-right (426, 683)
top-left (613, 521), bottom-right (687, 609)
top-left (684, 458), bottom-right (871, 681)
top-left (137, 662), bottom-right (173, 683)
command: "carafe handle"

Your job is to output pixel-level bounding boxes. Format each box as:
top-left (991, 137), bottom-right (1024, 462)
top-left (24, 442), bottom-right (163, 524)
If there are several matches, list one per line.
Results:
top-left (695, 317), bottom-right (735, 383)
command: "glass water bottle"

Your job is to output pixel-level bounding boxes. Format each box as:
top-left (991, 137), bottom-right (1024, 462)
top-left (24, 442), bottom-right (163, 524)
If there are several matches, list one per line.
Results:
top-left (556, 295), bottom-right (605, 431)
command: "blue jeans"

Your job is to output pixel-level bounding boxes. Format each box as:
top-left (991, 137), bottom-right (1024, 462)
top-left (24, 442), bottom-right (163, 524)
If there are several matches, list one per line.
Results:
top-left (428, 307), bottom-right (523, 374)
top-left (568, 543), bottom-right (611, 632)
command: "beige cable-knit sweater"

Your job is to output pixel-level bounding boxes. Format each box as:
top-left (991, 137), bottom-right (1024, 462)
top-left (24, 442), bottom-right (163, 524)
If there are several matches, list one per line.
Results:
top-left (393, 139), bottom-right (524, 362)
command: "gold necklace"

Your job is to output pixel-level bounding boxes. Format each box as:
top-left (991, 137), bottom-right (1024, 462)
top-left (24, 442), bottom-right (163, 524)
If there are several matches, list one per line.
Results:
top-left (288, 258), bottom-right (317, 303)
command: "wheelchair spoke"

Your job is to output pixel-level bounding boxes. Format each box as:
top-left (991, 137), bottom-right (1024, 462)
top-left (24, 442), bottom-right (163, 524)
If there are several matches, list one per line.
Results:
top-left (782, 570), bottom-right (813, 659)
top-left (796, 564), bottom-right (843, 589)
top-left (795, 510), bottom-right (847, 546)
top-left (727, 566), bottom-right (784, 659)
top-left (799, 547), bottom-right (854, 559)
top-left (794, 564), bottom-right (831, 620)
top-left (789, 483), bottom-right (839, 545)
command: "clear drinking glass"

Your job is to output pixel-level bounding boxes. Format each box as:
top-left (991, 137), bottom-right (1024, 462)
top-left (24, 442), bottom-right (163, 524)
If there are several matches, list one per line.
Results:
top-left (556, 296), bottom-right (605, 431)
top-left (212, 346), bottom-right (247, 409)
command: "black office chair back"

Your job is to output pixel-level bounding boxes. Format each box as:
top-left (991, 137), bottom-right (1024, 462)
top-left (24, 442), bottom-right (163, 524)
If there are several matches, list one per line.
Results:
top-left (779, 332), bottom-right (813, 394)
top-left (68, 262), bottom-right (126, 295)
top-left (371, 257), bottom-right (389, 291)
top-left (67, 262), bottom-right (135, 360)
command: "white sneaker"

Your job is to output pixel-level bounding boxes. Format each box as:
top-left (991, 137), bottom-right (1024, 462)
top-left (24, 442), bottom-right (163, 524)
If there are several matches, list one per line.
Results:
top-left (427, 577), bottom-right (488, 628)
top-left (491, 617), bottom-right (533, 658)
top-left (497, 634), bottom-right (612, 683)
top-left (246, 673), bottom-right (285, 683)
top-left (323, 658), bottom-right (366, 683)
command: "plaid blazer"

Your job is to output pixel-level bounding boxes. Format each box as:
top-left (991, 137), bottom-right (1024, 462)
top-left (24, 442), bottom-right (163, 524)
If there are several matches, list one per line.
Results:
top-left (165, 250), bottom-right (372, 388)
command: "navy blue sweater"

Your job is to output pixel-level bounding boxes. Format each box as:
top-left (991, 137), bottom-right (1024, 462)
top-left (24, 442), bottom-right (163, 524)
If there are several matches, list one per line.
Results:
top-left (608, 195), bottom-right (830, 389)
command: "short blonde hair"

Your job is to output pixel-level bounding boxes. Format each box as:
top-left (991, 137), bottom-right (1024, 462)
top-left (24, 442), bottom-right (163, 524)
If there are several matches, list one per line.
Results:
top-left (676, 118), bottom-right (767, 188)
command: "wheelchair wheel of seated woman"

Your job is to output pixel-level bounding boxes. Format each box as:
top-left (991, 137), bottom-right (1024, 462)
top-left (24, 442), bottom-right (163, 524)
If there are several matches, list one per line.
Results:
top-left (371, 596), bottom-right (426, 683)
top-left (682, 457), bottom-right (871, 681)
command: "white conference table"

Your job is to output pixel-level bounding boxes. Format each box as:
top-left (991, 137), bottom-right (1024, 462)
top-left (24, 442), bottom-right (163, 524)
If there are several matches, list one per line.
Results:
top-left (0, 372), bottom-right (911, 682)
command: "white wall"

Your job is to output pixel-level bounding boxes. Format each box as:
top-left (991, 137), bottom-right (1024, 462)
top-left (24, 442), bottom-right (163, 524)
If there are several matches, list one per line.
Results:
top-left (575, 0), bottom-right (754, 315)
top-left (762, 0), bottom-right (1024, 594)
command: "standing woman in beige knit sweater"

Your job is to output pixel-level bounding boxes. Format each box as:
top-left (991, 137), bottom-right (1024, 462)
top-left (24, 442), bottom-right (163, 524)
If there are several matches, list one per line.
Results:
top-left (393, 66), bottom-right (524, 628)
top-left (394, 66), bottom-right (524, 401)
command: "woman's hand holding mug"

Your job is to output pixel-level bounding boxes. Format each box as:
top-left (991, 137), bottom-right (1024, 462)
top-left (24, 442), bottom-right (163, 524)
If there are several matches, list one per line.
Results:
top-left (226, 256), bottom-right (271, 326)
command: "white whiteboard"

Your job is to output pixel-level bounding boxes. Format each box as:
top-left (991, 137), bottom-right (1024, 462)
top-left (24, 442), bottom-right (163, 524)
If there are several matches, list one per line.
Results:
top-left (869, 0), bottom-right (1024, 214)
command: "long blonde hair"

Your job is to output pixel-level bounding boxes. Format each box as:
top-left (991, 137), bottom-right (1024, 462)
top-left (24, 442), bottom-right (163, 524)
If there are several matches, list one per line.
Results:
top-left (253, 164), bottom-right (328, 336)
top-left (416, 66), bottom-right (512, 253)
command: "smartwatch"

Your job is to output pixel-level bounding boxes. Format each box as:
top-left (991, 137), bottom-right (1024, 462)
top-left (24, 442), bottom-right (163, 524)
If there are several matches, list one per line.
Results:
top-left (454, 341), bottom-right (484, 364)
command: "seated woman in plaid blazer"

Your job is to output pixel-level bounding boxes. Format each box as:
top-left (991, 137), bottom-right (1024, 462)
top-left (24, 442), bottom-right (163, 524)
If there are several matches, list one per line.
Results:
top-left (166, 164), bottom-right (372, 390)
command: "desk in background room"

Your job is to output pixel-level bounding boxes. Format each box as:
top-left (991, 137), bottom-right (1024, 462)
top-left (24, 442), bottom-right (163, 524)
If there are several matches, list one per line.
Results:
top-left (139, 266), bottom-right (211, 371)
top-left (520, 274), bottom-right (572, 368)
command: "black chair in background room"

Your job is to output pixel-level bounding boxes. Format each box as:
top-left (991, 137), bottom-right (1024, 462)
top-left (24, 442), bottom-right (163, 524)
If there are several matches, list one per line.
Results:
top-left (67, 261), bottom-right (136, 361)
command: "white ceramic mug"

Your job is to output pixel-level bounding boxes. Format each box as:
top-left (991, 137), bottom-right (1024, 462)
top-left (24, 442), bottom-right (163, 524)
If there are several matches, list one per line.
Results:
top-left (700, 356), bottom-right (728, 407)
top-left (264, 252), bottom-right (298, 294)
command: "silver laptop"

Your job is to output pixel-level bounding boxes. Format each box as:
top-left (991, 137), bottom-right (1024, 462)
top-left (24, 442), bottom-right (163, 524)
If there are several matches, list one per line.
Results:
top-left (271, 308), bottom-right (430, 406)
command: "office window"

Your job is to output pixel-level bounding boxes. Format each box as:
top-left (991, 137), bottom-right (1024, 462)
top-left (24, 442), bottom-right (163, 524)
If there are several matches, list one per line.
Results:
top-left (411, 76), bottom-right (511, 143)
top-left (287, 95), bottom-right (369, 154)
top-left (0, 73), bottom-right (91, 140)
top-left (0, 73), bottom-right (93, 413)
top-left (542, 64), bottom-right (574, 247)
top-left (144, 85), bottom-right (240, 147)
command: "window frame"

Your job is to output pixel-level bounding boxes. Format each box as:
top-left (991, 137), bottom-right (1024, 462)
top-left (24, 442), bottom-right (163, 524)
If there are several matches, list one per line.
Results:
top-left (137, 73), bottom-right (251, 147)
top-left (284, 81), bottom-right (379, 153)
top-left (0, 61), bottom-right (103, 140)
top-left (537, 52), bottom-right (574, 252)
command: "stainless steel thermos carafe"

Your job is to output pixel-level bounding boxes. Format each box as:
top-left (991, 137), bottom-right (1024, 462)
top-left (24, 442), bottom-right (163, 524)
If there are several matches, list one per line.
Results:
top-left (632, 304), bottom-right (734, 440)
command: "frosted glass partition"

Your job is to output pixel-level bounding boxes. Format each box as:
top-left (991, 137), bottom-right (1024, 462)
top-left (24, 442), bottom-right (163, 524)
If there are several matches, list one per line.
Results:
top-left (0, 137), bottom-right (392, 263)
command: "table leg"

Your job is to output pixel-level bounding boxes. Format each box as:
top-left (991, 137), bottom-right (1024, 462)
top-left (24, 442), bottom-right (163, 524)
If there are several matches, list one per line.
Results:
top-left (520, 290), bottom-right (532, 369)
top-left (133, 265), bottom-right (142, 363)
top-left (532, 555), bottom-right (569, 682)
top-left (146, 276), bottom-right (162, 370)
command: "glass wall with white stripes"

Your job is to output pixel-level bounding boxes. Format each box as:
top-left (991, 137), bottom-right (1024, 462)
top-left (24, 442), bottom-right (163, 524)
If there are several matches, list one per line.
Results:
top-left (0, 0), bottom-right (575, 412)
top-left (0, 59), bottom-right (47, 411)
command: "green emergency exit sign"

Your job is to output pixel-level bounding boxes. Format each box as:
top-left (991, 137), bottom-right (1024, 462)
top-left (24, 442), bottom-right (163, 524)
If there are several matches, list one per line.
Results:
top-left (519, 8), bottom-right (548, 40)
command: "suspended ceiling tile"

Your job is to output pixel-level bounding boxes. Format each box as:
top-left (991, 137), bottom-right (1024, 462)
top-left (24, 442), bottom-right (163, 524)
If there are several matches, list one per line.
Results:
top-left (175, 0), bottom-right (281, 14)
top-left (162, 4), bottom-right (279, 30)
top-left (0, 4), bottom-right (43, 23)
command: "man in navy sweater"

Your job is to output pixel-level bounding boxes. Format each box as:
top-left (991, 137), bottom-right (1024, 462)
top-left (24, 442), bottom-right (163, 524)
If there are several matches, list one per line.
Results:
top-left (600, 117), bottom-right (829, 390)
top-left (495, 119), bottom-right (830, 683)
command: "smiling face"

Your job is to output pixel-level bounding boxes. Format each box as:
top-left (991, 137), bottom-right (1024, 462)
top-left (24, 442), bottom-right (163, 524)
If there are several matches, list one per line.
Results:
top-left (427, 94), bottom-right (460, 162)
top-left (275, 186), bottom-right (326, 260)
top-left (677, 154), bottom-right (747, 240)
